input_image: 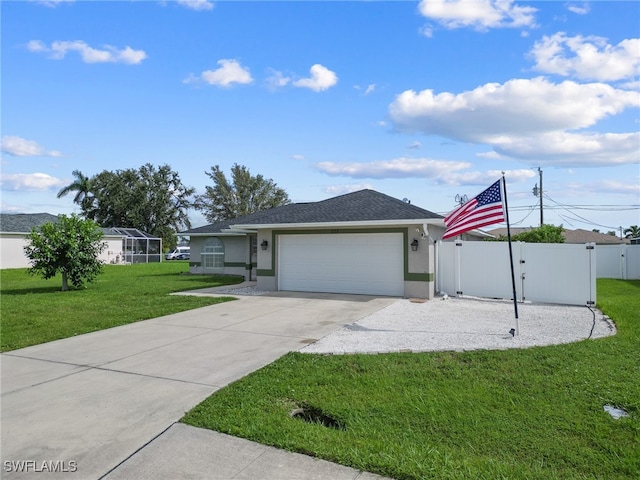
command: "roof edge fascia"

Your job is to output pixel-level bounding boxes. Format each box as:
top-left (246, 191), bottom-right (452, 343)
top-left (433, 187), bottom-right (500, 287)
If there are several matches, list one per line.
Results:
top-left (230, 218), bottom-right (445, 230)
top-left (182, 231), bottom-right (249, 237)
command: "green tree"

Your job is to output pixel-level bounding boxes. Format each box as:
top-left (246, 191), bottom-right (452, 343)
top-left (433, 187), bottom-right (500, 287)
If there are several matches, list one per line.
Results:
top-left (488, 224), bottom-right (565, 243)
top-left (56, 170), bottom-right (95, 215)
top-left (196, 164), bottom-right (290, 222)
top-left (24, 214), bottom-right (106, 291)
top-left (624, 225), bottom-right (639, 238)
top-left (88, 164), bottom-right (195, 250)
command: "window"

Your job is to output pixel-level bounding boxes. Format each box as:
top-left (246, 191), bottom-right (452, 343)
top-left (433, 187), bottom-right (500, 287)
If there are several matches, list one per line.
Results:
top-left (202, 238), bottom-right (224, 270)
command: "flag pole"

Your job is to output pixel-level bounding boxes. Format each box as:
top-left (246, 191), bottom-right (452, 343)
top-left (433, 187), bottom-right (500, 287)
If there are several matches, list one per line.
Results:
top-left (502, 174), bottom-right (520, 335)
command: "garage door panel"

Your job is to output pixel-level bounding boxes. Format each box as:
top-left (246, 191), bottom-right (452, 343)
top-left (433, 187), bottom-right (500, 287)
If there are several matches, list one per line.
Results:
top-left (278, 233), bottom-right (404, 296)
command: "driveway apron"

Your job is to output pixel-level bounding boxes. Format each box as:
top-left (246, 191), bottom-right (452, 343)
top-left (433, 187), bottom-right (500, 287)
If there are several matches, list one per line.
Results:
top-left (1, 292), bottom-right (396, 479)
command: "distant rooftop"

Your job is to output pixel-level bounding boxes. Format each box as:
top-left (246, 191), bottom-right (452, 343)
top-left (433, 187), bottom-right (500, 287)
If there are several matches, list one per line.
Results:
top-left (0, 213), bottom-right (60, 233)
top-left (0, 213), bottom-right (158, 238)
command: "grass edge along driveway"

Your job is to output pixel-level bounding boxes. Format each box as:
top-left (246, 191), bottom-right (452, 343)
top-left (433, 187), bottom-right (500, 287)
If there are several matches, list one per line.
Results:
top-left (182, 279), bottom-right (640, 480)
top-left (0, 262), bottom-right (242, 352)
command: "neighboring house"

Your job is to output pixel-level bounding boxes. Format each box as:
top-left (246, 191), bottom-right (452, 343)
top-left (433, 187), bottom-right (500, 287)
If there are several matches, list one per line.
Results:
top-left (0, 213), bottom-right (161, 269)
top-left (487, 227), bottom-right (630, 245)
top-left (181, 189), bottom-right (485, 299)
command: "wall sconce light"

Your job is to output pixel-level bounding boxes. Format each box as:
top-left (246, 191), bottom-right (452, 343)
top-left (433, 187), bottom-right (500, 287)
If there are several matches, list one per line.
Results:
top-left (261, 240), bottom-right (268, 250)
top-left (411, 239), bottom-right (419, 251)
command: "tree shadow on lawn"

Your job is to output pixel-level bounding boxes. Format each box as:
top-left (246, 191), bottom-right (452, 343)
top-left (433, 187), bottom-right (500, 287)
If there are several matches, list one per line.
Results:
top-left (138, 272), bottom-right (245, 284)
top-left (1, 285), bottom-right (71, 295)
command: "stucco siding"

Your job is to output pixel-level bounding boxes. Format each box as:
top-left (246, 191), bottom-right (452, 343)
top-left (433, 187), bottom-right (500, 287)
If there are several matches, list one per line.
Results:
top-left (1, 234), bottom-right (124, 269)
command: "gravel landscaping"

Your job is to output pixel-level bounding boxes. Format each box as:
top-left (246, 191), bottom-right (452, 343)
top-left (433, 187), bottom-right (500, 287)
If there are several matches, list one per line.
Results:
top-left (300, 295), bottom-right (616, 354)
top-left (196, 284), bottom-right (617, 354)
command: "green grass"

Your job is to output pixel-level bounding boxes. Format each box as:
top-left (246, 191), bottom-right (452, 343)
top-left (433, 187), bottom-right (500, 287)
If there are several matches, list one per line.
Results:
top-left (0, 262), bottom-right (242, 351)
top-left (182, 279), bottom-right (640, 480)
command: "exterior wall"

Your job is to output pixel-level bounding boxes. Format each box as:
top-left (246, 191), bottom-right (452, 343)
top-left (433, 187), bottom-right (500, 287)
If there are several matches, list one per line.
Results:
top-left (189, 236), bottom-right (205, 267)
top-left (189, 235), bottom-right (251, 279)
top-left (405, 226), bottom-right (435, 298)
top-left (256, 229), bottom-right (275, 290)
top-left (103, 237), bottom-right (125, 264)
top-left (0, 234), bottom-right (29, 269)
top-left (1, 233), bottom-right (124, 269)
top-left (223, 236), bottom-right (251, 278)
top-left (256, 225), bottom-right (435, 299)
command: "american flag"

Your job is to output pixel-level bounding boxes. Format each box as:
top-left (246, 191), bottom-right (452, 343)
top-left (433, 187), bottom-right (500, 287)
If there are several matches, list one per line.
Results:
top-left (442, 180), bottom-right (505, 240)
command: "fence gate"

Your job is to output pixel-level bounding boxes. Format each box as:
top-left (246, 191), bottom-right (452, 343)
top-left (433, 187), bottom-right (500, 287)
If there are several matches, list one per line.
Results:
top-left (437, 241), bottom-right (596, 306)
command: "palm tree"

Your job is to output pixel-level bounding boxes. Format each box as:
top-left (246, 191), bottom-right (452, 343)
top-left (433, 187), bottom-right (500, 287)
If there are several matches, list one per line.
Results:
top-left (57, 170), bottom-right (95, 216)
top-left (624, 225), bottom-right (640, 239)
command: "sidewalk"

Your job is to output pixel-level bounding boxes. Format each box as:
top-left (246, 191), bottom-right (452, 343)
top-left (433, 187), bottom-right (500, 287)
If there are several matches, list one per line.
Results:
top-left (103, 423), bottom-right (387, 480)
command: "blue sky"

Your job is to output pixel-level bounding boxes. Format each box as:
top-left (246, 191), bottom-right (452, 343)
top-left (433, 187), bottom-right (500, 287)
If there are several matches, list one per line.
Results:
top-left (2, 0), bottom-right (639, 233)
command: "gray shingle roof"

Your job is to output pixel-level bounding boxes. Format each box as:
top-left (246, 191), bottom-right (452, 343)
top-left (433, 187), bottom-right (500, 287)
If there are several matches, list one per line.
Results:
top-left (0, 213), bottom-right (146, 238)
top-left (0, 213), bottom-right (60, 233)
top-left (182, 189), bottom-right (443, 235)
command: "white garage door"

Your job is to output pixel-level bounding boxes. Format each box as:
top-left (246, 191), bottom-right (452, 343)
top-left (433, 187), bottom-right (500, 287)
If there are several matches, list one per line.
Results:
top-left (278, 233), bottom-right (404, 296)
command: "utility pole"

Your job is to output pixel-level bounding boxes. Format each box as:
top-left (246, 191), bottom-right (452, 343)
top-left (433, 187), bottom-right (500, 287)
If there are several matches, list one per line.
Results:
top-left (532, 168), bottom-right (543, 227)
top-left (538, 167), bottom-right (543, 226)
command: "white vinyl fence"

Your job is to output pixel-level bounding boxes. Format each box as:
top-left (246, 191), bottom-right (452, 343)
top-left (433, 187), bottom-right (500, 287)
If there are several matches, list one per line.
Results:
top-left (596, 244), bottom-right (640, 280)
top-left (437, 241), bottom-right (596, 306)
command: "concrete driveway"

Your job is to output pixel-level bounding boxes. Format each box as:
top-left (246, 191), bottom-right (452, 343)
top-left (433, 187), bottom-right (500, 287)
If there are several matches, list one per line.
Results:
top-left (1, 290), bottom-right (396, 479)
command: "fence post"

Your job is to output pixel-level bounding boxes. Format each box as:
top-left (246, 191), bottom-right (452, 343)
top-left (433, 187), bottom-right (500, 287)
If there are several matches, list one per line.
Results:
top-left (454, 241), bottom-right (462, 296)
top-left (587, 243), bottom-right (596, 306)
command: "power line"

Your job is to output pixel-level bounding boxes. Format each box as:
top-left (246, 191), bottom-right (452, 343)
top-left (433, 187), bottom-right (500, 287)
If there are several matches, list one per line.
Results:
top-left (543, 194), bottom-right (623, 230)
top-left (511, 200), bottom-right (539, 226)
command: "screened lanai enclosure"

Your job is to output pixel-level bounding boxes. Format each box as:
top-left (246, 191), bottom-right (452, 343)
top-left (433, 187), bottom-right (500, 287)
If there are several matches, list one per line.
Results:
top-left (107, 228), bottom-right (162, 264)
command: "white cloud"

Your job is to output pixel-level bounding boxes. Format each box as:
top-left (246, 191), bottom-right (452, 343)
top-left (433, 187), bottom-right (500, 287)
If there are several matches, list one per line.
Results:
top-left (177, 0), bottom-right (214, 11)
top-left (314, 157), bottom-right (537, 189)
top-left (1, 173), bottom-right (66, 191)
top-left (566, 2), bottom-right (590, 15)
top-left (315, 157), bottom-right (471, 179)
top-left (492, 131), bottom-right (640, 167)
top-left (476, 151), bottom-right (502, 159)
top-left (265, 69), bottom-right (291, 89)
top-left (354, 83), bottom-right (376, 95)
top-left (293, 64), bottom-right (338, 92)
top-left (31, 0), bottom-right (74, 7)
top-left (565, 179), bottom-right (640, 196)
top-left (592, 180), bottom-right (640, 195)
top-left (188, 59), bottom-right (253, 87)
top-left (438, 169), bottom-right (535, 186)
top-left (2, 136), bottom-right (62, 157)
top-left (388, 77), bottom-right (640, 166)
top-left (620, 79), bottom-right (640, 91)
top-left (323, 184), bottom-right (375, 195)
top-left (27, 40), bottom-right (47, 53)
top-left (292, 154), bottom-right (305, 161)
top-left (28, 40), bottom-right (147, 64)
top-left (530, 33), bottom-right (640, 81)
top-left (418, 0), bottom-right (537, 31)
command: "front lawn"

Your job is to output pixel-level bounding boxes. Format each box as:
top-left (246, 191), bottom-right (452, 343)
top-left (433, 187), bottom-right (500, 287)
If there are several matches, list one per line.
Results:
top-left (0, 262), bottom-right (242, 351)
top-left (182, 279), bottom-right (640, 480)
